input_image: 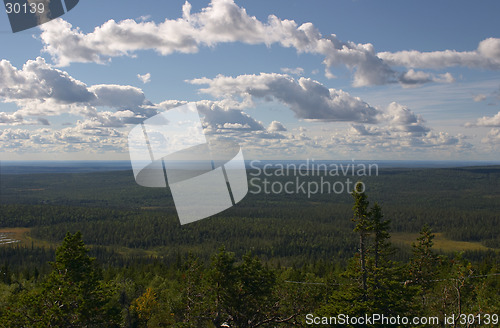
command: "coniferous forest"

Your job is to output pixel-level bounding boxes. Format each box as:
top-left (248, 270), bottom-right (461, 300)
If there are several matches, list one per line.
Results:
top-left (0, 166), bottom-right (499, 327)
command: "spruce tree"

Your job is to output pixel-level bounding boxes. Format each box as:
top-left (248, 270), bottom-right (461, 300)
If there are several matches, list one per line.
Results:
top-left (408, 224), bottom-right (440, 312)
top-left (351, 182), bottom-right (371, 297)
top-left (1, 232), bottom-right (120, 327)
top-left (370, 203), bottom-right (391, 273)
top-left (366, 203), bottom-right (411, 317)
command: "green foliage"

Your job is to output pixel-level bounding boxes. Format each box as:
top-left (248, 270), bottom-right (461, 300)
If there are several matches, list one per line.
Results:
top-left (407, 224), bottom-right (441, 313)
top-left (0, 166), bottom-right (499, 326)
top-left (2, 166), bottom-right (500, 251)
top-left (321, 190), bottom-right (415, 327)
top-left (1, 232), bottom-right (121, 328)
top-left (209, 248), bottom-right (287, 328)
top-left (351, 182), bottom-right (371, 233)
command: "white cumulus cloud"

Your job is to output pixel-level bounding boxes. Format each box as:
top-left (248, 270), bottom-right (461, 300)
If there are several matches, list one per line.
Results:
top-left (37, 0), bottom-right (488, 87)
top-left (267, 120), bottom-right (287, 132)
top-left (378, 38), bottom-right (500, 70)
top-left (0, 58), bottom-right (156, 127)
top-left (189, 73), bottom-right (380, 123)
top-left (466, 111), bottom-right (500, 127)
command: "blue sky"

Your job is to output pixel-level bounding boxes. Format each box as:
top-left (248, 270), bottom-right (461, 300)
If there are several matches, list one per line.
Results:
top-left (1, 0), bottom-right (500, 160)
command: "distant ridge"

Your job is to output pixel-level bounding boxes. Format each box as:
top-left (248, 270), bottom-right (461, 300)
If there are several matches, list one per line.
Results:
top-left (1, 160), bottom-right (500, 175)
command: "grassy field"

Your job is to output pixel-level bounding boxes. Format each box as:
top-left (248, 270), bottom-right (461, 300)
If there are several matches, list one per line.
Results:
top-left (0, 227), bottom-right (164, 259)
top-left (0, 228), bottom-right (30, 245)
top-left (0, 227), bottom-right (61, 249)
top-left (392, 232), bottom-right (493, 252)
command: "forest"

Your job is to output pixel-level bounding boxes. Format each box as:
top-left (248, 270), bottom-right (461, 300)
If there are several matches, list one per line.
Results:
top-left (0, 165), bottom-right (499, 327)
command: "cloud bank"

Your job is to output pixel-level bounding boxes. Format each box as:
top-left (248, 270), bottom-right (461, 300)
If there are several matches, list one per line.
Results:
top-left (37, 0), bottom-right (495, 87)
top-left (189, 73), bottom-right (380, 123)
top-left (0, 58), bottom-right (153, 127)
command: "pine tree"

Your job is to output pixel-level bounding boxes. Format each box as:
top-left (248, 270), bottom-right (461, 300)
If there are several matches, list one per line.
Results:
top-left (366, 203), bottom-right (410, 316)
top-left (1, 232), bottom-right (120, 327)
top-left (351, 182), bottom-right (371, 297)
top-left (172, 253), bottom-right (211, 327)
top-left (322, 190), bottom-right (414, 325)
top-left (209, 248), bottom-right (296, 328)
top-left (210, 246), bottom-right (238, 327)
top-left (370, 203), bottom-right (391, 273)
top-left (408, 225), bottom-right (440, 312)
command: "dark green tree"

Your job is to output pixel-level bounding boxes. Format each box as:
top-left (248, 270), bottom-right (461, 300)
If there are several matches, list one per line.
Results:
top-left (407, 225), bottom-right (440, 312)
top-left (351, 182), bottom-right (371, 296)
top-left (231, 253), bottom-right (276, 327)
top-left (210, 246), bottom-right (238, 327)
top-left (209, 248), bottom-right (300, 328)
top-left (322, 190), bottom-right (414, 326)
top-left (170, 253), bottom-right (211, 327)
top-left (370, 203), bottom-right (391, 273)
top-left (366, 203), bottom-right (412, 317)
top-left (1, 232), bottom-right (120, 327)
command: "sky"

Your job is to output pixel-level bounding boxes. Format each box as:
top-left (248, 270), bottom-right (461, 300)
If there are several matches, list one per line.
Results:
top-left (1, 0), bottom-right (500, 161)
